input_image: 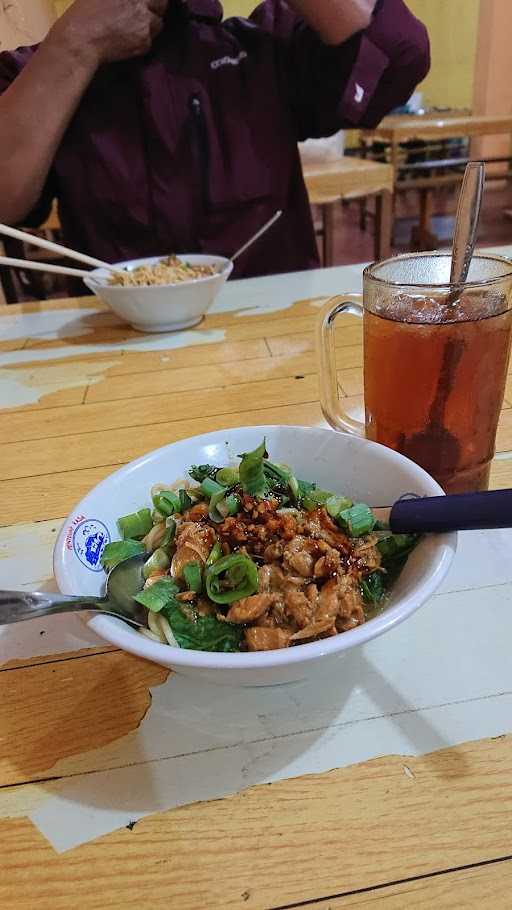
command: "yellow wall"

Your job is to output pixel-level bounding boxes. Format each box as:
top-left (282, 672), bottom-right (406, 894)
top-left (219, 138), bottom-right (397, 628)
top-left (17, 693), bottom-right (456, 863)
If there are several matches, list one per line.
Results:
top-left (223, 0), bottom-right (256, 15)
top-left (408, 0), bottom-right (479, 110)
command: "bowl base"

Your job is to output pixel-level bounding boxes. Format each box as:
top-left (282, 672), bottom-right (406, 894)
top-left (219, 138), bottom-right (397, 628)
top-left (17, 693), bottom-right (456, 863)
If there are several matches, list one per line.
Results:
top-left (130, 316), bottom-right (203, 334)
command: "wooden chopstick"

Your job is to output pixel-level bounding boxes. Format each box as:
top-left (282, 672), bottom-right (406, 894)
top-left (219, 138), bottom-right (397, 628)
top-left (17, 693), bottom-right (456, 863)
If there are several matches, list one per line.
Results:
top-left (0, 222), bottom-right (116, 271)
top-left (0, 256), bottom-right (91, 279)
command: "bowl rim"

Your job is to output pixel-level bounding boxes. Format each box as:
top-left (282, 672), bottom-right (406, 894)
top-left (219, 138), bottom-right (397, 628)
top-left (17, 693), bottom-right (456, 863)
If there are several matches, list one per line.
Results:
top-left (53, 425), bottom-right (457, 669)
top-left (84, 254), bottom-right (233, 291)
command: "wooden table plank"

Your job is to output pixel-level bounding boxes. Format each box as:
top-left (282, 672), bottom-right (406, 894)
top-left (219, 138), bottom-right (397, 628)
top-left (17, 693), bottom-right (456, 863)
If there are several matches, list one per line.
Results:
top-left (0, 402), bottom-right (325, 481)
top-left (297, 859), bottom-right (512, 909)
top-left (0, 652), bottom-right (168, 785)
top-left (2, 735), bottom-right (512, 910)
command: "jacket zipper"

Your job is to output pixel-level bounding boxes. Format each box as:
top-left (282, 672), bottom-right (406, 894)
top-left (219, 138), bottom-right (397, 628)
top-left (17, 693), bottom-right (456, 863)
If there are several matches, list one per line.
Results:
top-left (190, 94), bottom-right (210, 210)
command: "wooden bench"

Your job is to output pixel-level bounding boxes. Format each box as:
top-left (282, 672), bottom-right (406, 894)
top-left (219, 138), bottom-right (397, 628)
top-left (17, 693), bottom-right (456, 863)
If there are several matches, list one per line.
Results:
top-left (302, 156), bottom-right (394, 265)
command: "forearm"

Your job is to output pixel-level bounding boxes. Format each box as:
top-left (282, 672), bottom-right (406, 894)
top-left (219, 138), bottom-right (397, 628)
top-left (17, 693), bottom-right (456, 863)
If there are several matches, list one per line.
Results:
top-left (287, 0), bottom-right (377, 45)
top-left (0, 30), bottom-right (98, 224)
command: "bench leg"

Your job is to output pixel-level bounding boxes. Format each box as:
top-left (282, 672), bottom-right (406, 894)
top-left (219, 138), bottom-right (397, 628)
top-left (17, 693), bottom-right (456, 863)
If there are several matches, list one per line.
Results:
top-left (322, 204), bottom-right (335, 267)
top-left (374, 190), bottom-right (392, 261)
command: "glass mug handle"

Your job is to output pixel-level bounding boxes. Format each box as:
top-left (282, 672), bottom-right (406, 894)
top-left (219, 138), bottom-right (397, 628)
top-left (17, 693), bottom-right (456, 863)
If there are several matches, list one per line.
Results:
top-left (317, 294), bottom-right (365, 437)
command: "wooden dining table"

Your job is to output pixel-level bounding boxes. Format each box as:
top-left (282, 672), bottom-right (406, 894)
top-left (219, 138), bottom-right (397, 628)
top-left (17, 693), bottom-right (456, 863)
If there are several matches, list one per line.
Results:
top-left (2, 255), bottom-right (512, 909)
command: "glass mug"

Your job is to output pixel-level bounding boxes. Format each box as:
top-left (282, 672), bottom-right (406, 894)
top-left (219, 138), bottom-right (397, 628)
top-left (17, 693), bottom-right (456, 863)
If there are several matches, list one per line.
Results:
top-left (318, 252), bottom-right (512, 494)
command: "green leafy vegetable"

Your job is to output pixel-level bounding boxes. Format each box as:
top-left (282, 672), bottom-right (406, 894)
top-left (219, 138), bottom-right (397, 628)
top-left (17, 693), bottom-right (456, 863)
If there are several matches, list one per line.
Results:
top-left (360, 571), bottom-right (386, 606)
top-left (189, 464), bottom-right (218, 483)
top-left (263, 460), bottom-right (300, 502)
top-left (337, 503), bottom-right (376, 537)
top-left (162, 603), bottom-right (243, 652)
top-left (297, 479), bottom-right (316, 497)
top-left (101, 539), bottom-right (145, 571)
top-left (377, 533), bottom-right (418, 562)
top-left (378, 533), bottom-right (419, 583)
top-left (183, 560), bottom-right (202, 593)
top-left (117, 508), bottom-right (153, 540)
top-left (152, 490), bottom-right (180, 518)
top-left (205, 553), bottom-right (259, 605)
top-left (143, 547), bottom-right (170, 580)
top-left (134, 577), bottom-right (181, 613)
top-left (239, 439), bottom-right (268, 497)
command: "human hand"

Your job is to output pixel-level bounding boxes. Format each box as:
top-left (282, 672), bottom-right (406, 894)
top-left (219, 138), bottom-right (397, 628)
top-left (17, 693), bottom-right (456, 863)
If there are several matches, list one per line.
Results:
top-left (53, 0), bottom-right (169, 66)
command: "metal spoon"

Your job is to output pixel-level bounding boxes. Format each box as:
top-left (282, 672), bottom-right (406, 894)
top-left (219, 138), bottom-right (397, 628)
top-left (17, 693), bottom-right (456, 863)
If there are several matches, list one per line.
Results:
top-left (447, 160), bottom-right (485, 304)
top-left (0, 554), bottom-right (147, 627)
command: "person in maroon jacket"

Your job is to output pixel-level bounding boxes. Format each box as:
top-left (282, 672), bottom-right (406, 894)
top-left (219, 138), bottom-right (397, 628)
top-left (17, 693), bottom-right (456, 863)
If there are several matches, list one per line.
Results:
top-left (0, 0), bottom-right (429, 278)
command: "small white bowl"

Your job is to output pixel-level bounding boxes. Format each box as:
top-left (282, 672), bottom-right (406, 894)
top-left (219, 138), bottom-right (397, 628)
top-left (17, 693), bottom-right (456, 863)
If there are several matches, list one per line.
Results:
top-left (54, 427), bottom-right (456, 687)
top-left (84, 254), bottom-right (233, 333)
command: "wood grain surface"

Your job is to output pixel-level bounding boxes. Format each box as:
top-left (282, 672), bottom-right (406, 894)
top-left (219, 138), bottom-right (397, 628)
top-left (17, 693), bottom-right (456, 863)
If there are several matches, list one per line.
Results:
top-left (2, 277), bottom-right (512, 909)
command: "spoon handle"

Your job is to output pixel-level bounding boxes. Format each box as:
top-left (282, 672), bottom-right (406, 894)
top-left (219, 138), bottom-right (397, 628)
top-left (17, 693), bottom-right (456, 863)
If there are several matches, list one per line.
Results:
top-left (449, 161), bottom-right (485, 286)
top-left (0, 590), bottom-right (104, 625)
top-left (389, 489), bottom-right (512, 534)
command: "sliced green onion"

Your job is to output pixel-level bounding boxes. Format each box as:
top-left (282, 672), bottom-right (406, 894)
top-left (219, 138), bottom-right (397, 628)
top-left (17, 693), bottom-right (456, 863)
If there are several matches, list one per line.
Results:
top-left (337, 503), bottom-right (376, 538)
top-left (206, 541), bottom-right (223, 567)
top-left (161, 519), bottom-right (177, 550)
top-left (152, 509), bottom-right (165, 524)
top-left (216, 467), bottom-right (239, 486)
top-left (326, 495), bottom-right (353, 519)
top-left (152, 490), bottom-right (180, 517)
top-left (183, 560), bottom-right (202, 593)
top-left (143, 547), bottom-right (170, 580)
top-left (117, 508), bottom-right (153, 540)
top-left (205, 553), bottom-right (259, 605)
top-left (302, 489), bottom-right (335, 512)
top-left (201, 477), bottom-right (226, 498)
top-left (288, 474), bottom-right (300, 501)
top-left (101, 539), bottom-right (145, 571)
top-left (134, 577), bottom-right (180, 613)
top-left (209, 488), bottom-right (228, 523)
top-left (179, 489), bottom-right (193, 513)
top-left (216, 494), bottom-right (240, 519)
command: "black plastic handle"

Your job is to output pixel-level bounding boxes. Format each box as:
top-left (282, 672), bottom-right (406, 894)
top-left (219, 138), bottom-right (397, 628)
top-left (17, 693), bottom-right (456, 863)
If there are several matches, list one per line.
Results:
top-left (389, 489), bottom-right (512, 533)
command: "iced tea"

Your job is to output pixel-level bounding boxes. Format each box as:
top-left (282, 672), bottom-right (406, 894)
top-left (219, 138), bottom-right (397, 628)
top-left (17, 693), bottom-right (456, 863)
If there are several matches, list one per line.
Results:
top-left (364, 298), bottom-right (512, 493)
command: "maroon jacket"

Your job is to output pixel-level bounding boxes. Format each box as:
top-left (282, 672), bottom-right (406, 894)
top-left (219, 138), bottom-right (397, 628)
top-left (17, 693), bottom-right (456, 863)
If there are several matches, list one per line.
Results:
top-left (0, 0), bottom-right (429, 277)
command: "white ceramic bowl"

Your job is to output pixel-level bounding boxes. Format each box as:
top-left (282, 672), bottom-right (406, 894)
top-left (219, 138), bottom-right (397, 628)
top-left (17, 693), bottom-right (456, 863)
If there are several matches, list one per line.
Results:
top-left (83, 254), bottom-right (233, 333)
top-left (54, 427), bottom-right (456, 686)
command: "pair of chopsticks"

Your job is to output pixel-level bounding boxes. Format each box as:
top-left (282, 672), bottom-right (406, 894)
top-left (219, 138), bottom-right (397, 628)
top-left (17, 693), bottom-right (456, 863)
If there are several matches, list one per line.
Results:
top-left (0, 222), bottom-right (116, 279)
top-left (0, 209), bottom-right (284, 282)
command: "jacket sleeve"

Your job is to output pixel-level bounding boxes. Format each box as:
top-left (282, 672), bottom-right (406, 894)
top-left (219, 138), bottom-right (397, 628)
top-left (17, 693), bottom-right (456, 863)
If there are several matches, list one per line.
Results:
top-left (0, 45), bottom-right (57, 227)
top-left (250, 0), bottom-right (430, 140)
